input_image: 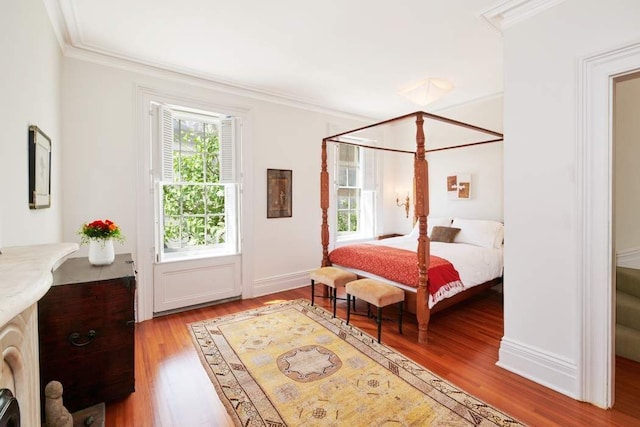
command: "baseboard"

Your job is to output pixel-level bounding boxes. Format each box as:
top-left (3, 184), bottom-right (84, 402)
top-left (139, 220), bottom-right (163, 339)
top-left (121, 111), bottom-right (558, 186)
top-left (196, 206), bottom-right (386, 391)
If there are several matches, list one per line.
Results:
top-left (252, 270), bottom-right (310, 297)
top-left (497, 337), bottom-right (579, 399)
top-left (617, 247), bottom-right (640, 268)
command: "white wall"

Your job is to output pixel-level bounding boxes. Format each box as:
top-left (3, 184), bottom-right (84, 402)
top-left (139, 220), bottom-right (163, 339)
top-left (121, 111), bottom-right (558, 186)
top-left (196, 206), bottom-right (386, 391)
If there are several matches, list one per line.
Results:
top-left (501, 0), bottom-right (640, 400)
top-left (61, 56), bottom-right (367, 305)
top-left (614, 76), bottom-right (640, 268)
top-left (382, 97), bottom-right (504, 235)
top-left (0, 0), bottom-right (63, 247)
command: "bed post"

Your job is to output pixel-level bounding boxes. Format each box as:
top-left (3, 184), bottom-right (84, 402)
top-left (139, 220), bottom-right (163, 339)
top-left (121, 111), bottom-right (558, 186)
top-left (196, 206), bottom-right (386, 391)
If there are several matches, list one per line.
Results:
top-left (414, 112), bottom-right (430, 343)
top-left (321, 138), bottom-right (331, 267)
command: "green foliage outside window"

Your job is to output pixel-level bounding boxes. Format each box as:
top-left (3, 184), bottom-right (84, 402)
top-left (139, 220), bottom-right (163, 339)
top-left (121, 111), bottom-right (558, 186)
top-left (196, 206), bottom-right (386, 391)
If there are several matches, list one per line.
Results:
top-left (337, 187), bottom-right (359, 232)
top-left (163, 119), bottom-right (226, 250)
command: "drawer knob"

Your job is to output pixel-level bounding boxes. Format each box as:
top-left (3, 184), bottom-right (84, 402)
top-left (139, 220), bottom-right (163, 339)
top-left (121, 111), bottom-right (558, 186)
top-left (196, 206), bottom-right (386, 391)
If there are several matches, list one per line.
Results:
top-left (69, 330), bottom-right (97, 347)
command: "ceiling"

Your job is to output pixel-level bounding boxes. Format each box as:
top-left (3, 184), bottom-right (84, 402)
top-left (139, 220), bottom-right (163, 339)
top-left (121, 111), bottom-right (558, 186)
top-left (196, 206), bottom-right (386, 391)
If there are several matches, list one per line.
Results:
top-left (46, 0), bottom-right (507, 119)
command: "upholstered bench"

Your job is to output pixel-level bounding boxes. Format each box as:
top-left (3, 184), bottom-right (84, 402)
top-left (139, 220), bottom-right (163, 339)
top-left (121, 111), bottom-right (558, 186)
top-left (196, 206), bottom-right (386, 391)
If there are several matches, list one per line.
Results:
top-left (346, 278), bottom-right (405, 343)
top-left (309, 267), bottom-right (358, 318)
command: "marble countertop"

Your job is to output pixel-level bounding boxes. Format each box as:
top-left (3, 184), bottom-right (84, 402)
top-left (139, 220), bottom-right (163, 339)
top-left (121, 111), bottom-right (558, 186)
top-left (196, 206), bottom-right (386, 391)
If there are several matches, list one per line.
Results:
top-left (0, 243), bottom-right (79, 327)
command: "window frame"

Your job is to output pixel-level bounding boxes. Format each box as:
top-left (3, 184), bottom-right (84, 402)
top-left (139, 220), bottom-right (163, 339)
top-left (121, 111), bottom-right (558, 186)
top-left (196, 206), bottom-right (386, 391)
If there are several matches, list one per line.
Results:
top-left (336, 144), bottom-right (363, 237)
top-left (154, 104), bottom-right (240, 262)
top-left (334, 138), bottom-right (378, 243)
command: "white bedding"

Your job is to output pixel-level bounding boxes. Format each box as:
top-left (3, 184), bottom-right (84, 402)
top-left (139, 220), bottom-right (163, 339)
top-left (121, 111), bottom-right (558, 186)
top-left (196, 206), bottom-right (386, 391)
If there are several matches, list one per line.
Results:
top-left (333, 234), bottom-right (503, 308)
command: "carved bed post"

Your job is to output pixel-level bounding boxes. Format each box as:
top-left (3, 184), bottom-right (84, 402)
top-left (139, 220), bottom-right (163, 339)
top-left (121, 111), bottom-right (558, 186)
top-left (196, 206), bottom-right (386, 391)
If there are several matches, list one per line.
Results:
top-left (414, 112), bottom-right (431, 343)
top-left (321, 139), bottom-right (331, 267)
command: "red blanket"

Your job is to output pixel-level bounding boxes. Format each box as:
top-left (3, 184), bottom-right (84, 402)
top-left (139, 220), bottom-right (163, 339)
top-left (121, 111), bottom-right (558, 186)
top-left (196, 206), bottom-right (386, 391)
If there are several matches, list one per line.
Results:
top-left (329, 244), bottom-right (464, 305)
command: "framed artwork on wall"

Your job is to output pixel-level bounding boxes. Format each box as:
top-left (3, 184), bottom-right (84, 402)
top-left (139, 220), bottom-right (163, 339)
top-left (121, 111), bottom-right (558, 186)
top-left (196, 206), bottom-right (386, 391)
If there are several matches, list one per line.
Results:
top-left (447, 173), bottom-right (471, 200)
top-left (28, 125), bottom-right (52, 209)
top-left (267, 169), bottom-right (292, 218)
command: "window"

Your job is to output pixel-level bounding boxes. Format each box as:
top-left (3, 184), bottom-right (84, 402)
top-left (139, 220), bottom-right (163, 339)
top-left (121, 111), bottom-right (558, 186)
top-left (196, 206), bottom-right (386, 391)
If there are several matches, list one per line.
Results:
top-left (155, 104), bottom-right (239, 261)
top-left (335, 141), bottom-right (377, 241)
top-left (337, 144), bottom-right (361, 233)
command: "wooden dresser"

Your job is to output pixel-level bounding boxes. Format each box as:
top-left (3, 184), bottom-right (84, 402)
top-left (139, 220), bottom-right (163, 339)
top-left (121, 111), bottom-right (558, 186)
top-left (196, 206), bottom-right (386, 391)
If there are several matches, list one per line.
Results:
top-left (38, 253), bottom-right (136, 413)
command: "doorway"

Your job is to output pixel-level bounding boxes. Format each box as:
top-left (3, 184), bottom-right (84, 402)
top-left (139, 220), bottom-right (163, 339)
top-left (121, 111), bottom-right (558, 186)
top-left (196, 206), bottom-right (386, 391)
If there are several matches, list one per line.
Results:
top-left (612, 74), bottom-right (640, 412)
top-left (579, 41), bottom-right (640, 408)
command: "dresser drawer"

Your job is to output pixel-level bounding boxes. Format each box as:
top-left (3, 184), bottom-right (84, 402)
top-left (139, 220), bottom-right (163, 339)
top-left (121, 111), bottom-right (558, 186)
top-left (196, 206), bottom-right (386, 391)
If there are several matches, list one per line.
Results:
top-left (38, 279), bottom-right (134, 355)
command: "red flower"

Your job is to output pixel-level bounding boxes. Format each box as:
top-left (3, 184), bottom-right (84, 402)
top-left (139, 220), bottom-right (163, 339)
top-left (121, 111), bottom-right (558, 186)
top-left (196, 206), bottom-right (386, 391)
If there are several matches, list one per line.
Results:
top-left (79, 219), bottom-right (125, 244)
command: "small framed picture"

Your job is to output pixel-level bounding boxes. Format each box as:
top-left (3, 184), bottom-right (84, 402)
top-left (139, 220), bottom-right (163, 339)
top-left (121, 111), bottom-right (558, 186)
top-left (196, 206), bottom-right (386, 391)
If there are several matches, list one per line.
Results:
top-left (28, 125), bottom-right (52, 209)
top-left (447, 173), bottom-right (471, 200)
top-left (267, 169), bottom-right (292, 218)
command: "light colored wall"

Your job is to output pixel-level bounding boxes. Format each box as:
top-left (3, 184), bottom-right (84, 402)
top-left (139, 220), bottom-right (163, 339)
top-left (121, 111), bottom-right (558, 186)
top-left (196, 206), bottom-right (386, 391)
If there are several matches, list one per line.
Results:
top-left (614, 76), bottom-right (640, 267)
top-left (428, 97), bottom-right (504, 223)
top-left (0, 0), bottom-right (63, 247)
top-left (383, 97), bottom-right (504, 235)
top-left (61, 57), bottom-right (366, 297)
top-left (381, 148), bottom-right (415, 235)
top-left (502, 0), bottom-right (640, 398)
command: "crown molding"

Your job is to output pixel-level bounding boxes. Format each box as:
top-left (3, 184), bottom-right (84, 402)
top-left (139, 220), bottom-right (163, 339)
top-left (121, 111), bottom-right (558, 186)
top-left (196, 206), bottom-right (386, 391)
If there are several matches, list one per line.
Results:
top-left (41, 0), bottom-right (375, 122)
top-left (481, 0), bottom-right (567, 32)
top-left (41, 0), bottom-right (70, 50)
top-left (431, 92), bottom-right (504, 114)
top-left (43, 0), bottom-right (501, 122)
top-left (64, 45), bottom-right (375, 122)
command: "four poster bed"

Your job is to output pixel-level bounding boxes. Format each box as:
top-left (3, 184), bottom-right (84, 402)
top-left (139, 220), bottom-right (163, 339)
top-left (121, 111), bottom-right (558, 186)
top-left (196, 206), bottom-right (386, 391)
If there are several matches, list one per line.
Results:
top-left (320, 111), bottom-right (504, 343)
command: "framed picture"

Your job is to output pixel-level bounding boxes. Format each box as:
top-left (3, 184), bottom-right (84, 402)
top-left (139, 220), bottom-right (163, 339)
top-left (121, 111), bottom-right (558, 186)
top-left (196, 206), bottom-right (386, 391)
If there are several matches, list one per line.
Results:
top-left (447, 173), bottom-right (471, 200)
top-left (267, 169), bottom-right (292, 218)
top-left (28, 125), bottom-right (52, 209)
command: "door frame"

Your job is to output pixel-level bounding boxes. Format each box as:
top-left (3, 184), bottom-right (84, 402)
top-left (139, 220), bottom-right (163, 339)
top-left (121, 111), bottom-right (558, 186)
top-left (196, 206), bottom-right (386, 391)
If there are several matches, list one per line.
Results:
top-left (578, 41), bottom-right (640, 407)
top-left (134, 86), bottom-right (254, 321)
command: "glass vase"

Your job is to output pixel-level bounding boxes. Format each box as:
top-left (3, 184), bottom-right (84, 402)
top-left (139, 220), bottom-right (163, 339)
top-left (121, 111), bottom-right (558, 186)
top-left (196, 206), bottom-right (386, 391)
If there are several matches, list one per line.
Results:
top-left (88, 238), bottom-right (115, 266)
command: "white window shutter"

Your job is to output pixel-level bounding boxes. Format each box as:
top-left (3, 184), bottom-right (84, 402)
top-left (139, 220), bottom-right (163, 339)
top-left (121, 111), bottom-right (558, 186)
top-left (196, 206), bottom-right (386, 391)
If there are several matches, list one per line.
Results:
top-left (220, 117), bottom-right (236, 183)
top-left (225, 183), bottom-right (239, 253)
top-left (155, 183), bottom-right (166, 262)
top-left (361, 190), bottom-right (376, 238)
top-left (362, 147), bottom-right (376, 191)
top-left (159, 106), bottom-right (174, 181)
top-left (334, 144), bottom-right (343, 187)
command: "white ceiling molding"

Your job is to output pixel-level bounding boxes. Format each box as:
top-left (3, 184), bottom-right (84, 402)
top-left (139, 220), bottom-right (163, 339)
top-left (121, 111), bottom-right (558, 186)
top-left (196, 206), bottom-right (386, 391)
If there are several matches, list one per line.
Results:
top-left (41, 0), bottom-right (71, 50)
top-left (42, 0), bottom-right (505, 118)
top-left (62, 45), bottom-right (375, 123)
top-left (41, 0), bottom-right (375, 122)
top-left (481, 0), bottom-right (567, 32)
top-left (432, 91), bottom-right (504, 114)
top-left (58, 0), bottom-right (83, 45)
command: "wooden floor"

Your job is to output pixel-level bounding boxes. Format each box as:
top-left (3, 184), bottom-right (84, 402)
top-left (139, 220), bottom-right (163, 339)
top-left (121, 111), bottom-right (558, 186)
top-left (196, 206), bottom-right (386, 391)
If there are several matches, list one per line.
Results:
top-left (106, 287), bottom-right (640, 426)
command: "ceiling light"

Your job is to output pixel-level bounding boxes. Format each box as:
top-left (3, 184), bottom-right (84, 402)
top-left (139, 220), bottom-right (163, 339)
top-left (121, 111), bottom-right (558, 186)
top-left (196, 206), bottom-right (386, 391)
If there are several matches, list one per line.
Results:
top-left (398, 78), bottom-right (454, 106)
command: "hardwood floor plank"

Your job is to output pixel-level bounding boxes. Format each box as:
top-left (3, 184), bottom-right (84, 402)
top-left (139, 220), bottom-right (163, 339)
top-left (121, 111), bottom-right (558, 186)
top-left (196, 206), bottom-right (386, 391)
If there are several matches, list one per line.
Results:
top-left (105, 287), bottom-right (640, 426)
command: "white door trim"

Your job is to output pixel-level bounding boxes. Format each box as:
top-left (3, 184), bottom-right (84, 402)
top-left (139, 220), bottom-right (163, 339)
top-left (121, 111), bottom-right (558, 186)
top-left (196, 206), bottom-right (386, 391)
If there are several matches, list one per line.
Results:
top-left (134, 86), bottom-right (254, 321)
top-left (578, 40), bottom-right (640, 408)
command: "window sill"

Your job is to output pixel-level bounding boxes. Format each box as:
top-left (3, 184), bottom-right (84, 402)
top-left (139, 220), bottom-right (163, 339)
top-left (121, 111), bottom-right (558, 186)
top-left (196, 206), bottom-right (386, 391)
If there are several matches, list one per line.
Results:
top-left (158, 248), bottom-right (238, 264)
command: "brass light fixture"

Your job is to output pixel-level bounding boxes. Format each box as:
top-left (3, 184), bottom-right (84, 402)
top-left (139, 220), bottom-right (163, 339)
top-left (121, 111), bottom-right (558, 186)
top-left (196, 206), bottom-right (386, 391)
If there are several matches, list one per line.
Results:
top-left (396, 194), bottom-right (410, 218)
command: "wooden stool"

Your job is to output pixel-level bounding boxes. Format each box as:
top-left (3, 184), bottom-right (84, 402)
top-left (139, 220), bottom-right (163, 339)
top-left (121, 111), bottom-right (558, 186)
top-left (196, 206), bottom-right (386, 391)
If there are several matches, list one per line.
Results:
top-left (346, 278), bottom-right (404, 343)
top-left (309, 267), bottom-right (357, 318)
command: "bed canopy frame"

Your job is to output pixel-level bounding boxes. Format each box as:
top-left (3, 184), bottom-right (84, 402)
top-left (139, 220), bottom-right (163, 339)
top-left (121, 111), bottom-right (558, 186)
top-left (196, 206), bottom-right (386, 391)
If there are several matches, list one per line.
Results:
top-left (320, 111), bottom-right (504, 343)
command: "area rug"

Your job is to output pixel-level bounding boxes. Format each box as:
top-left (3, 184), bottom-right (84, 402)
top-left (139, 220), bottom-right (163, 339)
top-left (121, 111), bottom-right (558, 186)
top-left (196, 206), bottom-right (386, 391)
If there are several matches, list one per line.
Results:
top-left (188, 299), bottom-right (523, 426)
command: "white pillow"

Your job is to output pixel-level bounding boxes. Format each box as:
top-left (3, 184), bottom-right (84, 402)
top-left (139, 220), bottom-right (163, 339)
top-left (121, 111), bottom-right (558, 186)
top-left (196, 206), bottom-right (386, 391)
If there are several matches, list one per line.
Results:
top-left (409, 217), bottom-right (452, 238)
top-left (451, 218), bottom-right (504, 249)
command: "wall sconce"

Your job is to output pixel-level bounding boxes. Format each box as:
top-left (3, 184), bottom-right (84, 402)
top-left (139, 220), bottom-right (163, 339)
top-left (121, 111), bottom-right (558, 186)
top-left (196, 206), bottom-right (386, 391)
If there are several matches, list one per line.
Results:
top-left (396, 193), bottom-right (411, 218)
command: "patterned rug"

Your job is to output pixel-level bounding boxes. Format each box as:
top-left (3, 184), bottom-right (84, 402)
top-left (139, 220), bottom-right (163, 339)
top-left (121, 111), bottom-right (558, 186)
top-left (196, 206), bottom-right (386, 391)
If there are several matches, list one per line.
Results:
top-left (188, 299), bottom-right (524, 426)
